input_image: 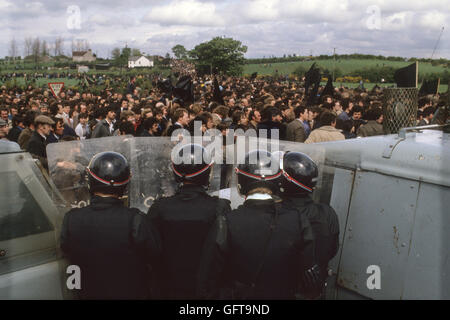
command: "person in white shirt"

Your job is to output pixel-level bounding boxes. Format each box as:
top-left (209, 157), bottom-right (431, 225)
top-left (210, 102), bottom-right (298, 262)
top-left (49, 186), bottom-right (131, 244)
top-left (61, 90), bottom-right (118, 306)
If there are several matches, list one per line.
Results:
top-left (75, 113), bottom-right (90, 140)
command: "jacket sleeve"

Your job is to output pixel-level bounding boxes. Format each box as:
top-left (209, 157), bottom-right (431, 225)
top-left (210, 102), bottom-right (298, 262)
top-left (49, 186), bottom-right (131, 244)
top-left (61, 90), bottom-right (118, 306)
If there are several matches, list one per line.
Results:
top-left (131, 210), bottom-right (161, 264)
top-left (297, 211), bottom-right (317, 270)
top-left (197, 213), bottom-right (230, 299)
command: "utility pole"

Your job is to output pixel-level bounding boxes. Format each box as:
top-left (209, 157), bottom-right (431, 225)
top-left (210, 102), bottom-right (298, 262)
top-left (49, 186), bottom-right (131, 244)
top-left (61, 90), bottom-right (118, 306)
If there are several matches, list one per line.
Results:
top-left (333, 47), bottom-right (336, 82)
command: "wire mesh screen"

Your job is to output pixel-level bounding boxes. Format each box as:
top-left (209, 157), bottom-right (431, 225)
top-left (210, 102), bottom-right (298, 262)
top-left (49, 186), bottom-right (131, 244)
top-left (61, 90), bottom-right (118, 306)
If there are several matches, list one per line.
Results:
top-left (383, 88), bottom-right (418, 134)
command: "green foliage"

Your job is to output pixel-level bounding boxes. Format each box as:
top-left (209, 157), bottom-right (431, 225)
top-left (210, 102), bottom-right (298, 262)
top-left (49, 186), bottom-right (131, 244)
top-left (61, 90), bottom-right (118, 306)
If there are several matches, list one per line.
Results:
top-left (172, 45), bottom-right (188, 60)
top-left (189, 37), bottom-right (247, 76)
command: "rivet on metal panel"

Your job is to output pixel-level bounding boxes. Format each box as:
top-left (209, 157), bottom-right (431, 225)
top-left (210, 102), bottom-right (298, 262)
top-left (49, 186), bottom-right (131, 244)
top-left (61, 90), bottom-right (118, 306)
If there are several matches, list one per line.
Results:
top-left (401, 243), bottom-right (406, 247)
top-left (348, 227), bottom-right (352, 231)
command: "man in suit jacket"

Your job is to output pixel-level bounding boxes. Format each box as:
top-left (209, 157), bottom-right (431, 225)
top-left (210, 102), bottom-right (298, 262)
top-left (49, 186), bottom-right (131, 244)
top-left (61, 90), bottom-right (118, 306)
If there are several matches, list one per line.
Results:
top-left (166, 108), bottom-right (189, 137)
top-left (286, 106), bottom-right (309, 143)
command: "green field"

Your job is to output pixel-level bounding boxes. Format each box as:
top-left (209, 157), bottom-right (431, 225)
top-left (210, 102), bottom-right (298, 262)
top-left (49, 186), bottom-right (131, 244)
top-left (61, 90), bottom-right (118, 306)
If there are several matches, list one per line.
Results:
top-left (244, 59), bottom-right (447, 76)
top-left (320, 82), bottom-right (448, 93)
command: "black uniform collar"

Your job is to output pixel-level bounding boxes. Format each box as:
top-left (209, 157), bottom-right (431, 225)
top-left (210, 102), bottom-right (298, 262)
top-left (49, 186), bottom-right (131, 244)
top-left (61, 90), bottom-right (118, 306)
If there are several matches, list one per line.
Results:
top-left (243, 198), bottom-right (275, 207)
top-left (176, 184), bottom-right (208, 200)
top-left (90, 195), bottom-right (124, 210)
top-left (282, 195), bottom-right (314, 207)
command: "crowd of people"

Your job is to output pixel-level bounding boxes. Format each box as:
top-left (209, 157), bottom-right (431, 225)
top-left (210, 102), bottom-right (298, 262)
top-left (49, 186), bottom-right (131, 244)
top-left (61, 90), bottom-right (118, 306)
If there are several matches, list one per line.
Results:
top-left (0, 72), bottom-right (448, 171)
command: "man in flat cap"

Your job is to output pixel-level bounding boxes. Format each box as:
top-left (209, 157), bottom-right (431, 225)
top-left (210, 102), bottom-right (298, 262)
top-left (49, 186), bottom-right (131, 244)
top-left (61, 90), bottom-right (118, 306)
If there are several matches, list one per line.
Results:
top-left (26, 115), bottom-right (54, 170)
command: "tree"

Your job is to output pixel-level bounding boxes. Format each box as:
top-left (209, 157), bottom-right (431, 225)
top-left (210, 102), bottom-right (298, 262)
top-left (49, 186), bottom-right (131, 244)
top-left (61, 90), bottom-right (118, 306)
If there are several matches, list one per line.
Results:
top-left (111, 47), bottom-right (121, 60)
top-left (131, 48), bottom-right (141, 57)
top-left (24, 37), bottom-right (33, 58)
top-left (54, 37), bottom-right (64, 56)
top-left (31, 37), bottom-right (41, 66)
top-left (172, 44), bottom-right (188, 60)
top-left (9, 38), bottom-right (18, 63)
top-left (41, 40), bottom-right (49, 57)
top-left (189, 37), bottom-right (247, 76)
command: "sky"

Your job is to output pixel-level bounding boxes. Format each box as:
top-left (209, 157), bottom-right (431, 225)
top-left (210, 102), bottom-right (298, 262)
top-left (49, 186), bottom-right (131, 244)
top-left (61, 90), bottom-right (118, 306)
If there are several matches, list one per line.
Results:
top-left (1, 0), bottom-right (449, 59)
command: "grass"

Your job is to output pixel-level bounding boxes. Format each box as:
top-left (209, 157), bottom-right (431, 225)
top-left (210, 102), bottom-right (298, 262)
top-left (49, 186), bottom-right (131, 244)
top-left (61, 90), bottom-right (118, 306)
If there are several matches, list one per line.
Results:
top-left (321, 82), bottom-right (448, 93)
top-left (244, 59), bottom-right (448, 76)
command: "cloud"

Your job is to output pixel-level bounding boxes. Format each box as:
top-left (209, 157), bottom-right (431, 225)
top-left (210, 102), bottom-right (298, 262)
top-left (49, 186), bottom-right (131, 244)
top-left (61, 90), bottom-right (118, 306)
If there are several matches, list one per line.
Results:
top-left (144, 0), bottom-right (225, 26)
top-left (419, 11), bottom-right (447, 30)
top-left (0, 0), bottom-right (448, 59)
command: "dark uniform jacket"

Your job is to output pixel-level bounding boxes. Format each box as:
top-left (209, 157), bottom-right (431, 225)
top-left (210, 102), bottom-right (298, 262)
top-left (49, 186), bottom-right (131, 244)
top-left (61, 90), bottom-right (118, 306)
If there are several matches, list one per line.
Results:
top-left (199, 198), bottom-right (316, 299)
top-left (60, 196), bottom-right (160, 299)
top-left (282, 196), bottom-right (339, 294)
top-left (147, 185), bottom-right (231, 299)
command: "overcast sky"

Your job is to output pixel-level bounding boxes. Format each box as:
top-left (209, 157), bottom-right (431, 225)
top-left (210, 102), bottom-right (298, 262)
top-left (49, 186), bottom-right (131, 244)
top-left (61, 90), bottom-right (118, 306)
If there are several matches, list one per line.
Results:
top-left (1, 0), bottom-right (449, 59)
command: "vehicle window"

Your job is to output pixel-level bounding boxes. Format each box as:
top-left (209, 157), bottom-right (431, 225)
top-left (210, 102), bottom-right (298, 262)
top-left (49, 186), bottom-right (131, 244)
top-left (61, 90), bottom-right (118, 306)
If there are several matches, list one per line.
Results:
top-left (0, 171), bottom-right (54, 241)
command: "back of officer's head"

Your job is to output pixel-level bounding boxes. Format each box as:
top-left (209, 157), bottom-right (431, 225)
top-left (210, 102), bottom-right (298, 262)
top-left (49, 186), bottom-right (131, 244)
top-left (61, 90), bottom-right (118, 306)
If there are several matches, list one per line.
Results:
top-left (87, 151), bottom-right (131, 197)
top-left (279, 151), bottom-right (318, 197)
top-left (236, 150), bottom-right (282, 197)
top-left (171, 143), bottom-right (212, 188)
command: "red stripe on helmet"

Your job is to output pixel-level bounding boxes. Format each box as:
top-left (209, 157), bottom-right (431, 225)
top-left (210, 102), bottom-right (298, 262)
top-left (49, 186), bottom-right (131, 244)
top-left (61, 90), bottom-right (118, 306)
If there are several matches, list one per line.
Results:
top-left (87, 168), bottom-right (130, 186)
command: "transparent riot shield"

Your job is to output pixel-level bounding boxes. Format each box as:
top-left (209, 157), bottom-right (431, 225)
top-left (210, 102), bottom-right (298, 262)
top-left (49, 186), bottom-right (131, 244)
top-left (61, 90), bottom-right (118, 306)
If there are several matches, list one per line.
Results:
top-left (47, 135), bottom-right (222, 215)
top-left (47, 136), bottom-right (133, 210)
top-left (129, 136), bottom-right (222, 213)
top-left (225, 136), bottom-right (326, 209)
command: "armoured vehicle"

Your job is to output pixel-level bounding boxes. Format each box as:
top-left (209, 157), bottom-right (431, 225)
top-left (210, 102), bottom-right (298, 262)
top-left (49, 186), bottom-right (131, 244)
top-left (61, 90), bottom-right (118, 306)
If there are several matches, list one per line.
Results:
top-left (0, 124), bottom-right (449, 299)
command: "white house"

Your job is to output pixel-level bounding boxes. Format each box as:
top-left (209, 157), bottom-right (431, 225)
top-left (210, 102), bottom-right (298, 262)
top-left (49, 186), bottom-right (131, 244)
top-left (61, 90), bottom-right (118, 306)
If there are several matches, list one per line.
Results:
top-left (128, 56), bottom-right (154, 68)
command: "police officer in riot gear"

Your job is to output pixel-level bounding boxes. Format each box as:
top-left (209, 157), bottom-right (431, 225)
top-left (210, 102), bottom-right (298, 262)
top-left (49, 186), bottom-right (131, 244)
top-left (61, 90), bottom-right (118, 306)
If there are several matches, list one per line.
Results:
top-left (280, 151), bottom-right (339, 299)
top-left (199, 150), bottom-right (319, 299)
top-left (60, 151), bottom-right (160, 299)
top-left (147, 143), bottom-right (231, 299)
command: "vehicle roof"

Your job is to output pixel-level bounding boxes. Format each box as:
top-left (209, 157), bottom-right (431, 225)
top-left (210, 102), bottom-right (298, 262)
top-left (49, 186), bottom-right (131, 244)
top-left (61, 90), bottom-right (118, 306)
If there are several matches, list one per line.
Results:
top-left (315, 130), bottom-right (450, 187)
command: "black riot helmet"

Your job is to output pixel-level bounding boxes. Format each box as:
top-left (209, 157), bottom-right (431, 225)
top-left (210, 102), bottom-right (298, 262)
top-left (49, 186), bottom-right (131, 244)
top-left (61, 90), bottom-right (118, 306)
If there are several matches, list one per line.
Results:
top-left (171, 143), bottom-right (213, 187)
top-left (280, 151), bottom-right (318, 196)
top-left (87, 151), bottom-right (131, 196)
top-left (235, 150), bottom-right (282, 196)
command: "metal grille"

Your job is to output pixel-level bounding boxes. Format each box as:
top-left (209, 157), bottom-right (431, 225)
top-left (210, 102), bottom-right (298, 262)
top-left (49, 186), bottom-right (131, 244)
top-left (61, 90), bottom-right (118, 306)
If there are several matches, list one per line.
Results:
top-left (382, 88), bottom-right (418, 134)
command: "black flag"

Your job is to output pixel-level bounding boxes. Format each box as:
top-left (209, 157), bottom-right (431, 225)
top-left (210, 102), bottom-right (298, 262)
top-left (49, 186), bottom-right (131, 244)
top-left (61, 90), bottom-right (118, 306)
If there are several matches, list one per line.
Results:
top-left (307, 68), bottom-right (321, 106)
top-left (394, 62), bottom-right (418, 87)
top-left (157, 77), bottom-right (173, 95)
top-left (320, 76), bottom-right (334, 98)
top-left (213, 76), bottom-right (225, 105)
top-left (304, 63), bottom-right (319, 95)
top-left (419, 78), bottom-right (440, 96)
top-left (173, 75), bottom-right (194, 104)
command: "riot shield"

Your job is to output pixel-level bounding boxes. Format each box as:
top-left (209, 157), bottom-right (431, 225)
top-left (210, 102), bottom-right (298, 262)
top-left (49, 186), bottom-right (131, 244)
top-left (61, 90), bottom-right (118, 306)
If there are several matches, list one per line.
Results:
top-left (47, 136), bottom-right (222, 214)
top-left (224, 137), bottom-right (326, 209)
top-left (129, 137), bottom-right (222, 213)
top-left (47, 136), bottom-right (133, 210)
